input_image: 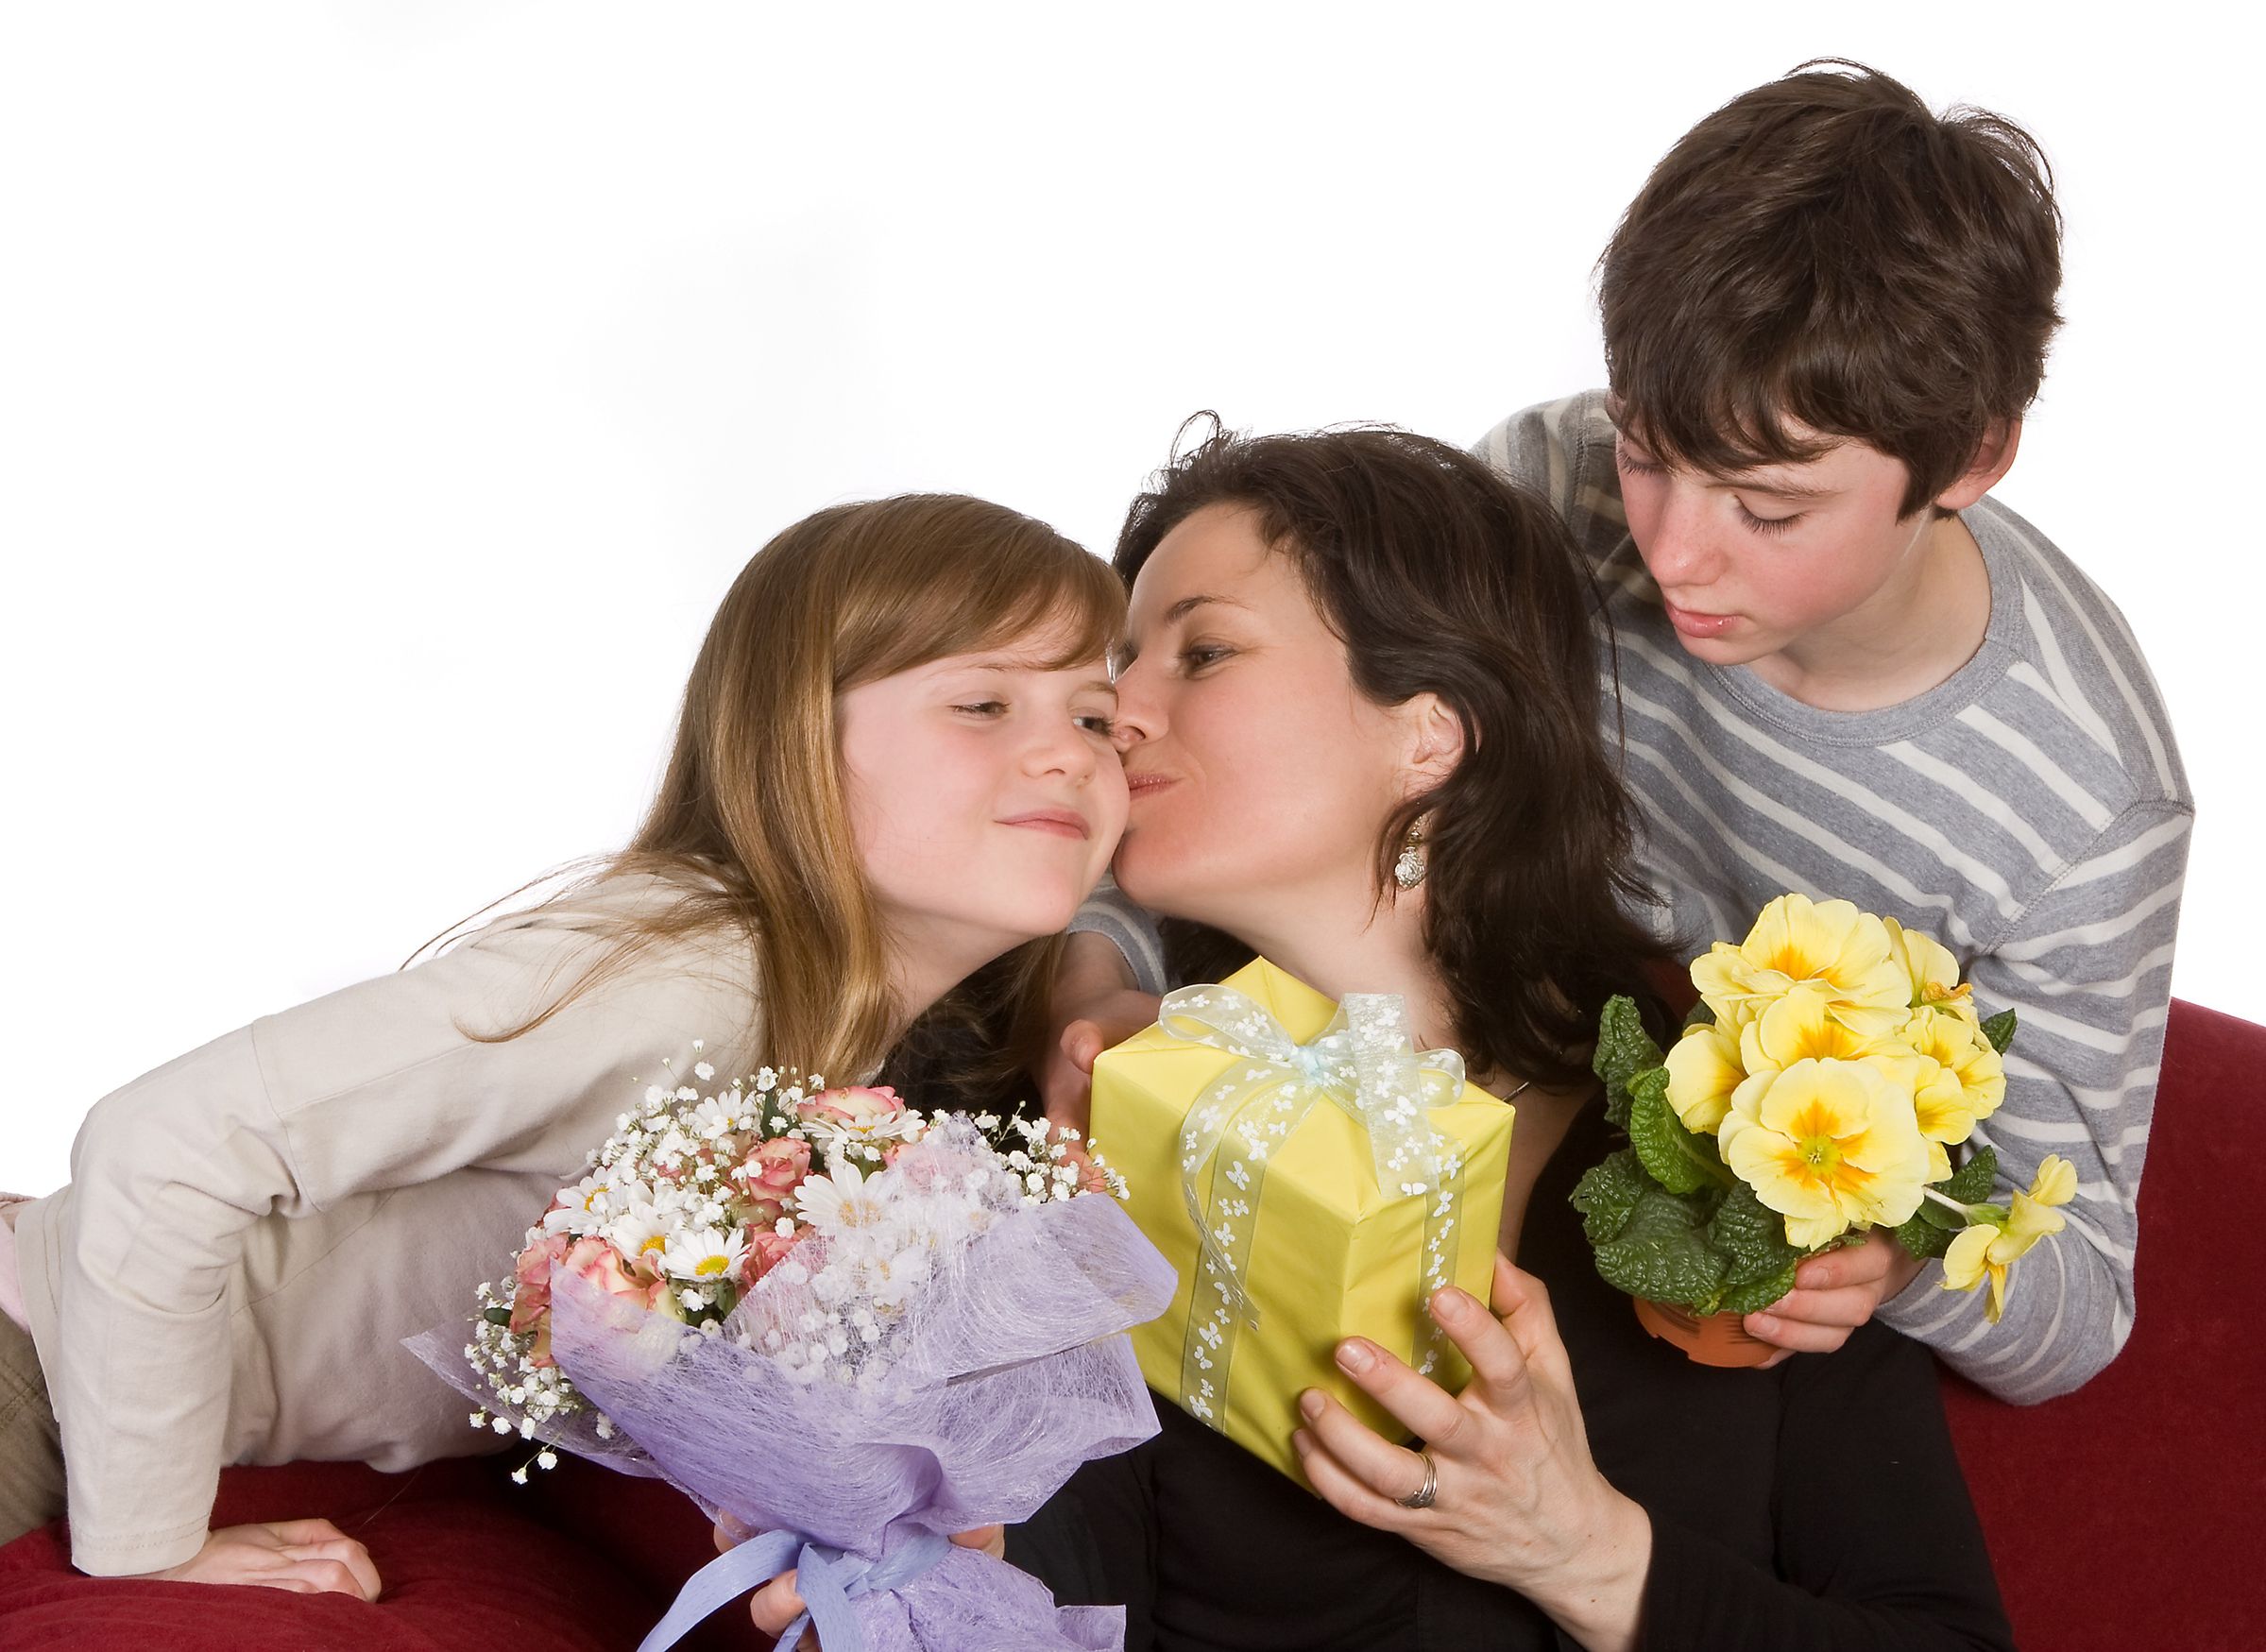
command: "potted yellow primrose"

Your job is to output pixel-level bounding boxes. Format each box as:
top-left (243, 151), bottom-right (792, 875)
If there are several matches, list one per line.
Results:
top-left (1574, 894), bottom-right (2075, 1367)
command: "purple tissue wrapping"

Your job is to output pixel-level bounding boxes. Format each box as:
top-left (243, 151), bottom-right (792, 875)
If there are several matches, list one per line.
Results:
top-left (411, 1128), bottom-right (1175, 1651)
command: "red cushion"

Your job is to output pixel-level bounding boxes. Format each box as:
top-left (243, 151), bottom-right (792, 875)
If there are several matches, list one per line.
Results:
top-left (0, 1456), bottom-right (701, 1652)
top-left (1942, 997), bottom-right (2266, 1650)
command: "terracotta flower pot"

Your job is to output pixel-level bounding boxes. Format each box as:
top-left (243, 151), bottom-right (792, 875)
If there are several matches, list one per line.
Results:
top-left (1631, 1296), bottom-right (1778, 1369)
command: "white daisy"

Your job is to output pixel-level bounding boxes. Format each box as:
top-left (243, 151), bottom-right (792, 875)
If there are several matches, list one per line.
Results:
top-left (543, 1171), bottom-right (616, 1235)
top-left (658, 1225), bottom-right (748, 1283)
top-left (605, 1200), bottom-right (673, 1269)
top-left (792, 1159), bottom-right (892, 1237)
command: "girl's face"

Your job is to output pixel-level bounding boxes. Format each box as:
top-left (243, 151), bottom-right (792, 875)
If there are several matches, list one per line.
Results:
top-left (838, 622), bottom-right (1126, 971)
top-left (1108, 503), bottom-right (1415, 934)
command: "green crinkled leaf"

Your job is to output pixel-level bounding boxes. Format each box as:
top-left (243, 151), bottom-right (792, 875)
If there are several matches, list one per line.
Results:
top-left (1683, 998), bottom-right (1715, 1028)
top-left (1918, 1198), bottom-right (1967, 1233)
top-left (1570, 1149), bottom-right (1649, 1245)
top-left (1981, 1009), bottom-right (2017, 1055)
top-left (1593, 995), bottom-right (1663, 1131)
top-left (1717, 1258), bottom-right (1801, 1317)
top-left (1593, 1183), bottom-right (1728, 1312)
top-left (1707, 1182), bottom-right (1809, 1315)
top-left (1707, 1182), bottom-right (1802, 1271)
top-left (1940, 1146), bottom-right (1999, 1206)
top-left (1896, 1213), bottom-right (1957, 1260)
top-left (1628, 1073), bottom-right (1728, 1196)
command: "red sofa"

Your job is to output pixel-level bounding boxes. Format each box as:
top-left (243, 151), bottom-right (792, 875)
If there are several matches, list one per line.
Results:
top-left (4, 999), bottom-right (2259, 1651)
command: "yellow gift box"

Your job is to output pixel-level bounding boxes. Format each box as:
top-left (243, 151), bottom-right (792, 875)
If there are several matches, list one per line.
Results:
top-left (1091, 957), bottom-right (1515, 1481)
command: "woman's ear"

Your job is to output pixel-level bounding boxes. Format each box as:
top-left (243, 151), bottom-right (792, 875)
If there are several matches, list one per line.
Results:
top-left (1399, 692), bottom-right (1466, 793)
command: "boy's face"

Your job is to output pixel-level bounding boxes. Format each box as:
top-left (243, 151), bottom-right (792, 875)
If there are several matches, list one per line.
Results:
top-left (1610, 416), bottom-right (1942, 671)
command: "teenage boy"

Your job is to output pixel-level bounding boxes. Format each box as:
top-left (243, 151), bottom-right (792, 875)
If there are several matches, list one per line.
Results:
top-left (1055, 63), bottom-right (2189, 1405)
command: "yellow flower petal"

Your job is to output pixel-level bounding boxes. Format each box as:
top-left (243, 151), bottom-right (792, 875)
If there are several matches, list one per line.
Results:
top-left (1664, 1021), bottom-right (1746, 1134)
top-left (1943, 1222), bottom-right (1996, 1293)
top-left (1904, 1006), bottom-right (2005, 1133)
top-left (1695, 894), bottom-right (1911, 1040)
top-left (1999, 1190), bottom-right (2068, 1253)
top-left (1728, 1059), bottom-right (1931, 1238)
top-left (1883, 916), bottom-right (1975, 1017)
top-left (2028, 1154), bottom-right (2078, 1208)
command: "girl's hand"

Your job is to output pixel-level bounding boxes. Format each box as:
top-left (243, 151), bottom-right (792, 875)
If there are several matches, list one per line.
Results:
top-left (1744, 1228), bottom-right (1926, 1364)
top-left (713, 1514), bottom-right (1006, 1649)
top-left (1039, 934), bottom-right (1160, 1132)
top-left (143, 1519), bottom-right (382, 1599)
top-left (1291, 1256), bottom-right (1649, 1652)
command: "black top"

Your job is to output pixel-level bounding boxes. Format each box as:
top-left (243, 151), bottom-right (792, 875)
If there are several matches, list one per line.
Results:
top-left (1008, 1102), bottom-right (2014, 1651)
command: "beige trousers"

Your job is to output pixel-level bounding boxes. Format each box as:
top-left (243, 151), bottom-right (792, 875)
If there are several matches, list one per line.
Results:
top-left (0, 1201), bottom-right (64, 1548)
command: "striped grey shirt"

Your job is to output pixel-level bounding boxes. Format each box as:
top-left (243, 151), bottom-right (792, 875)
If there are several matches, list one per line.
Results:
top-left (1075, 390), bottom-right (2190, 1405)
top-left (1475, 392), bottom-right (2190, 1403)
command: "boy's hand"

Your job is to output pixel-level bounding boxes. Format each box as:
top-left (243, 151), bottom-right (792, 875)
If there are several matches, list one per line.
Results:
top-left (143, 1520), bottom-right (382, 1599)
top-left (1039, 933), bottom-right (1159, 1133)
top-left (1744, 1229), bottom-right (1927, 1364)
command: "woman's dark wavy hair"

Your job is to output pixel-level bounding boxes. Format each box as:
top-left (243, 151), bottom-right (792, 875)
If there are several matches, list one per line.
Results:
top-left (1116, 417), bottom-right (1673, 1090)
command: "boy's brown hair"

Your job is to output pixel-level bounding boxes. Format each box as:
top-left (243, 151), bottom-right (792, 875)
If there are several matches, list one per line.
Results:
top-left (1599, 60), bottom-right (2062, 518)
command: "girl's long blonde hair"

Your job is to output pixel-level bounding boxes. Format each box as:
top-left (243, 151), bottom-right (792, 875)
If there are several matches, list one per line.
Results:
top-left (468, 494), bottom-right (1123, 1083)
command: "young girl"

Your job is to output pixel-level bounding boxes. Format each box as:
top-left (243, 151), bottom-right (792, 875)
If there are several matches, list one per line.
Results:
top-left (0, 493), bottom-right (1127, 1599)
top-left (1013, 425), bottom-right (2010, 1650)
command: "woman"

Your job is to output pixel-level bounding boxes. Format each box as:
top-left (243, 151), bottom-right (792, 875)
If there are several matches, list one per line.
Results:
top-left (1012, 425), bottom-right (2012, 1650)
top-left (0, 493), bottom-right (1127, 1601)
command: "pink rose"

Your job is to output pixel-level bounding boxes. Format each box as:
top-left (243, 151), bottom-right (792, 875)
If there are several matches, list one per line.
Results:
top-left (741, 1135), bottom-right (812, 1200)
top-left (510, 1232), bottom-right (571, 1334)
top-left (738, 1222), bottom-right (803, 1286)
top-left (561, 1236), bottom-right (675, 1317)
top-left (798, 1083), bottom-right (908, 1132)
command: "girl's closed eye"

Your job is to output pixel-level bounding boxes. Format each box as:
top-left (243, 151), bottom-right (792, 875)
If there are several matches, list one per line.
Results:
top-left (953, 699), bottom-right (1008, 717)
top-left (1614, 448), bottom-right (1666, 478)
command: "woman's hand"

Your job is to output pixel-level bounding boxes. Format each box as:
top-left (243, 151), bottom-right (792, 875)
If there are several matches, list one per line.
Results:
top-left (1039, 933), bottom-right (1160, 1133)
top-left (1291, 1255), bottom-right (1649, 1652)
top-left (142, 1520), bottom-right (382, 1599)
top-left (1745, 1228), bottom-right (1926, 1364)
top-left (714, 1515), bottom-right (1006, 1649)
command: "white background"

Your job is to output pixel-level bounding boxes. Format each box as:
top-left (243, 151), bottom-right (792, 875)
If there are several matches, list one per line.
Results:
top-left (3, 4), bottom-right (2257, 1197)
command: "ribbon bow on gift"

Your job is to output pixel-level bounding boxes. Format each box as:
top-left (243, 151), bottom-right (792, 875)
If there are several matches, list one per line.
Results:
top-left (1154, 983), bottom-right (1471, 1429)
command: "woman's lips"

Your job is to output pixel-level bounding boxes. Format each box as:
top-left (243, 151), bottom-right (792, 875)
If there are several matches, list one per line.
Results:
top-left (1125, 773), bottom-right (1177, 801)
top-left (997, 809), bottom-right (1091, 840)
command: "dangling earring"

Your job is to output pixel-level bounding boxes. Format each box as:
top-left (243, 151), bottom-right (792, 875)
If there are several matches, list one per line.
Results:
top-left (1393, 820), bottom-right (1427, 891)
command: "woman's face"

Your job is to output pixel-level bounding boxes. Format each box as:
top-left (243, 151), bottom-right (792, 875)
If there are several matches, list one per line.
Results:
top-left (1110, 503), bottom-right (1414, 933)
top-left (839, 621), bottom-right (1127, 969)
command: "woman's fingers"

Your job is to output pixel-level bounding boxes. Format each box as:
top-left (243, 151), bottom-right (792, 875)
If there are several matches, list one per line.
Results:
top-left (1327, 1336), bottom-right (1466, 1446)
top-left (1291, 1426), bottom-right (1423, 1530)
top-left (1296, 1388), bottom-right (1434, 1507)
top-left (1487, 1256), bottom-right (1573, 1384)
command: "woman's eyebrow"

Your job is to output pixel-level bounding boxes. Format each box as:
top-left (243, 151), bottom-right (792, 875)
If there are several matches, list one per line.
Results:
top-left (1162, 593), bottom-right (1245, 625)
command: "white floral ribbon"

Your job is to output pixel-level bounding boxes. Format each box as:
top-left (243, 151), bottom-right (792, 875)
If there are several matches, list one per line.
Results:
top-left (1152, 982), bottom-right (1471, 1429)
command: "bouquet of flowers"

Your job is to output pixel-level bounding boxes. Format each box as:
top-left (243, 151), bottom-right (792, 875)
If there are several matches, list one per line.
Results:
top-left (1574, 894), bottom-right (2076, 1348)
top-left (410, 1051), bottom-right (1175, 1652)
